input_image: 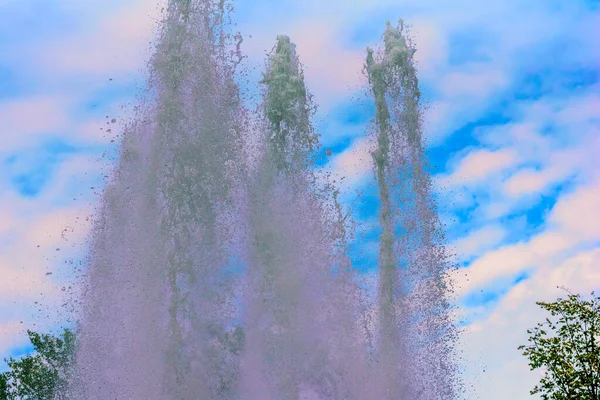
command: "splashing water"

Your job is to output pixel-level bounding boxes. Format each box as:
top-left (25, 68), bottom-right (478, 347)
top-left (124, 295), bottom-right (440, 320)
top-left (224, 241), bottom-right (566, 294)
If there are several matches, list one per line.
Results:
top-left (70, 2), bottom-right (461, 399)
top-left (366, 20), bottom-right (461, 399)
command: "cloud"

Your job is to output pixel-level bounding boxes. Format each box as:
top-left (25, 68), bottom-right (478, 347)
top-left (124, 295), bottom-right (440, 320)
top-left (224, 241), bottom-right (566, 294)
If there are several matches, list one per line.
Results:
top-left (0, 153), bottom-right (98, 330)
top-left (0, 202), bottom-right (92, 302)
top-left (0, 1), bottom-right (162, 365)
top-left (451, 174), bottom-right (600, 297)
top-left (0, 93), bottom-right (126, 158)
top-left (501, 143), bottom-right (588, 199)
top-left (440, 66), bottom-right (508, 100)
top-left (0, 263), bottom-right (58, 304)
top-left (443, 148), bottom-right (519, 187)
top-left (0, 321), bottom-right (27, 363)
top-left (439, 89), bottom-right (600, 228)
top-left (504, 168), bottom-right (563, 197)
top-left (0, 96), bottom-right (71, 150)
top-left (328, 135), bottom-right (375, 190)
top-left (555, 93), bottom-right (600, 126)
top-left (289, 22), bottom-right (366, 105)
top-left (549, 179), bottom-right (600, 241)
top-left (0, 159), bottom-right (95, 368)
top-left (37, 0), bottom-right (165, 78)
top-left (410, 20), bottom-right (449, 76)
top-left (451, 224), bottom-right (507, 260)
top-left (459, 247), bottom-right (600, 399)
top-left (449, 90), bottom-right (600, 396)
top-left (0, 188), bottom-right (92, 363)
top-left (0, 212), bottom-right (13, 237)
top-left (35, 153), bottom-right (111, 204)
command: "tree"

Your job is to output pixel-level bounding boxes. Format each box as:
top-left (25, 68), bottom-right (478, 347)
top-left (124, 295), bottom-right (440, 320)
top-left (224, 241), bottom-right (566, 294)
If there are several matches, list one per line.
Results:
top-left (0, 329), bottom-right (76, 400)
top-left (519, 291), bottom-right (600, 399)
top-left (0, 373), bottom-right (10, 400)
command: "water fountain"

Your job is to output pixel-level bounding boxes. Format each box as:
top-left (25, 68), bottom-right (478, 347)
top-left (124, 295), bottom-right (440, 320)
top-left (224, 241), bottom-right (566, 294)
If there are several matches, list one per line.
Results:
top-left (69, 1), bottom-right (461, 399)
top-left (366, 21), bottom-right (460, 399)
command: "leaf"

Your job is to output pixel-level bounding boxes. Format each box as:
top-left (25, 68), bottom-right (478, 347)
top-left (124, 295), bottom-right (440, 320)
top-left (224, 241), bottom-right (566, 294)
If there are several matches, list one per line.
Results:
top-left (518, 291), bottom-right (600, 399)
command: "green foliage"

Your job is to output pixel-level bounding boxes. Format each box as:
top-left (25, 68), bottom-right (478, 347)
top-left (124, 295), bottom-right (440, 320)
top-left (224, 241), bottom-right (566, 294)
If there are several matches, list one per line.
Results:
top-left (519, 291), bottom-right (600, 399)
top-left (0, 374), bottom-right (9, 400)
top-left (0, 329), bottom-right (76, 400)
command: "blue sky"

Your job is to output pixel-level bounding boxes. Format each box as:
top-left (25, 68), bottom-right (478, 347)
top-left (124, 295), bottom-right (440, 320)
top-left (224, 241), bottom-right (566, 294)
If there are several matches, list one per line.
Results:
top-left (1, 0), bottom-right (599, 398)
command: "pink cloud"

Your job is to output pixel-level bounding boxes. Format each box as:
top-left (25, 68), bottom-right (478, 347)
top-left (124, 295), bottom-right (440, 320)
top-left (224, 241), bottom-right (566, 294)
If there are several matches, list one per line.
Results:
top-left (37, 0), bottom-right (166, 77)
top-left (0, 96), bottom-right (71, 150)
top-left (328, 136), bottom-right (375, 190)
top-left (444, 148), bottom-right (519, 186)
top-left (549, 180), bottom-right (600, 241)
top-left (451, 224), bottom-right (507, 260)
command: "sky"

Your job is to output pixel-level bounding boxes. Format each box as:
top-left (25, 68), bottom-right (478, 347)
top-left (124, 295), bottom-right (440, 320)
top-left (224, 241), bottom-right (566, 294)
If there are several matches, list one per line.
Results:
top-left (1, 0), bottom-right (599, 398)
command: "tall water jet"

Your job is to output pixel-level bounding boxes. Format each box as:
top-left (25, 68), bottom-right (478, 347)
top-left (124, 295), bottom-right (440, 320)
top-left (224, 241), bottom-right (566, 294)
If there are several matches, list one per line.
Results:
top-left (71, 1), bottom-right (247, 398)
top-left (240, 35), bottom-right (365, 400)
top-left (366, 20), bottom-right (461, 399)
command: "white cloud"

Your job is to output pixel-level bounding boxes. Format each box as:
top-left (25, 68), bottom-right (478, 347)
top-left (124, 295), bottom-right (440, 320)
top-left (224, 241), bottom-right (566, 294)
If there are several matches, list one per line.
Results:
top-left (0, 93), bottom-right (126, 156)
top-left (289, 23), bottom-right (366, 106)
top-left (440, 66), bottom-right (508, 101)
top-left (442, 79), bottom-right (600, 397)
top-left (38, 0), bottom-right (165, 78)
top-left (459, 247), bottom-right (600, 399)
top-left (452, 224), bottom-right (507, 260)
top-left (444, 148), bottom-right (519, 187)
top-left (442, 90), bottom-right (600, 227)
top-left (0, 96), bottom-right (71, 150)
top-left (0, 263), bottom-right (58, 303)
top-left (410, 20), bottom-right (448, 76)
top-left (0, 161), bottom-right (95, 368)
top-left (549, 179), bottom-right (600, 241)
top-left (450, 240), bottom-right (536, 297)
top-left (327, 136), bottom-right (375, 191)
top-left (452, 174), bottom-right (600, 297)
top-left (0, 194), bottom-right (92, 371)
top-left (504, 167), bottom-right (562, 197)
top-left (0, 212), bottom-right (13, 237)
top-left (0, 203), bottom-right (92, 302)
top-left (555, 93), bottom-right (600, 126)
top-left (422, 100), bottom-right (452, 142)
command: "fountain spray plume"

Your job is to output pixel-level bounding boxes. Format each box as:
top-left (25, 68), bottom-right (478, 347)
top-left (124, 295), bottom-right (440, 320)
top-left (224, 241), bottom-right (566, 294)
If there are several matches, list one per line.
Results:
top-left (70, 1), bottom-right (247, 398)
top-left (366, 20), bottom-right (462, 399)
top-left (67, 3), bottom-right (462, 398)
top-left (238, 35), bottom-right (367, 400)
